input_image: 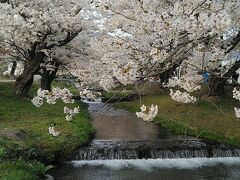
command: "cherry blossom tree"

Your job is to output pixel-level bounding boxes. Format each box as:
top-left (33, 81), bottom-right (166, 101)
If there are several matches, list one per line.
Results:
top-left (2, 0), bottom-right (240, 125)
top-left (93, 0), bottom-right (239, 95)
top-left (86, 0), bottom-right (240, 120)
top-left (0, 0), bottom-right (94, 96)
top-left (23, 0), bottom-right (240, 137)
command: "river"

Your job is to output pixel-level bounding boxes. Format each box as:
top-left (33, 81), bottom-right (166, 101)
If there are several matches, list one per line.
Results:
top-left (51, 100), bottom-right (240, 180)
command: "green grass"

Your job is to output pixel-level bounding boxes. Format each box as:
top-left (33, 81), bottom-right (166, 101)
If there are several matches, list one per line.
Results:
top-left (0, 159), bottom-right (53, 180)
top-left (115, 94), bottom-right (240, 146)
top-left (101, 85), bottom-right (134, 98)
top-left (0, 82), bottom-right (94, 179)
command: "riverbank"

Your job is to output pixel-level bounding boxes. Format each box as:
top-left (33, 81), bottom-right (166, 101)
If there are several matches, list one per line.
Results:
top-left (0, 82), bottom-right (94, 179)
top-left (115, 94), bottom-right (240, 147)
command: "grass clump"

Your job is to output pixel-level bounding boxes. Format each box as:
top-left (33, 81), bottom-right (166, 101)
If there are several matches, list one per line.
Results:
top-left (0, 159), bottom-right (53, 180)
top-left (0, 82), bottom-right (94, 179)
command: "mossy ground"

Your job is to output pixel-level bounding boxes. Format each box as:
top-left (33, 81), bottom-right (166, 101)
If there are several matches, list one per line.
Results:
top-left (0, 82), bottom-right (94, 179)
top-left (115, 88), bottom-right (240, 146)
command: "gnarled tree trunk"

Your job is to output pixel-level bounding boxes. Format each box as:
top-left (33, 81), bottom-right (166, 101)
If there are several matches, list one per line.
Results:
top-left (40, 63), bottom-right (59, 91)
top-left (14, 52), bottom-right (44, 97)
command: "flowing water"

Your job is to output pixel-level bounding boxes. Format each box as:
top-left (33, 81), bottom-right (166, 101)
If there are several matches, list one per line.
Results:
top-left (51, 100), bottom-right (240, 180)
top-left (86, 100), bottom-right (161, 140)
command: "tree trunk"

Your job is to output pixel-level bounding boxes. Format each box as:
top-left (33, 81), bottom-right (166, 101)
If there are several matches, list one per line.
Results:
top-left (14, 52), bottom-right (44, 97)
top-left (159, 70), bottom-right (171, 83)
top-left (10, 61), bottom-right (17, 79)
top-left (208, 59), bottom-right (240, 96)
top-left (40, 62), bottom-right (59, 91)
top-left (208, 76), bottom-right (227, 96)
top-left (160, 63), bottom-right (179, 83)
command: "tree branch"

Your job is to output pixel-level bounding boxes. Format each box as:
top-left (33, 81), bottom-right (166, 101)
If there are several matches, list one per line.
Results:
top-left (225, 31), bottom-right (240, 53)
top-left (58, 29), bottom-right (83, 47)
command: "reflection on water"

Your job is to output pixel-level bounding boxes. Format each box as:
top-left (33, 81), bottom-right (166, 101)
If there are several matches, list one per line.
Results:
top-left (52, 158), bottom-right (240, 180)
top-left (87, 101), bottom-right (166, 140)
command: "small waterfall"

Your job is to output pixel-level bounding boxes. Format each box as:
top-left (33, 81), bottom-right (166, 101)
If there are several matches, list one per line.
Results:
top-left (73, 140), bottom-right (240, 160)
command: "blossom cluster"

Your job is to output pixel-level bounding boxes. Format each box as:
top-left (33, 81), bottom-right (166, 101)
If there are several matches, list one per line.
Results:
top-left (233, 88), bottom-right (240, 118)
top-left (136, 104), bottom-right (158, 122)
top-left (32, 87), bottom-right (74, 107)
top-left (170, 89), bottom-right (197, 104)
top-left (31, 96), bottom-right (44, 107)
top-left (79, 88), bottom-right (101, 100)
top-left (64, 106), bottom-right (80, 121)
top-left (233, 87), bottom-right (240, 101)
top-left (165, 76), bottom-right (201, 93)
top-left (48, 126), bottom-right (60, 137)
top-left (234, 107), bottom-right (240, 118)
top-left (99, 75), bottom-right (116, 92)
top-left (31, 87), bottom-right (78, 136)
top-left (163, 75), bottom-right (200, 104)
top-left (0, 0), bottom-right (90, 50)
top-left (112, 61), bottom-right (139, 85)
top-left (164, 77), bottom-right (180, 88)
top-left (32, 87), bottom-right (79, 125)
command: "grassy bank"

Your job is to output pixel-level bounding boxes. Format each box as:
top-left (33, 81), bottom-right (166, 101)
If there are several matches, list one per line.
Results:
top-left (0, 82), bottom-right (94, 179)
top-left (115, 94), bottom-right (240, 146)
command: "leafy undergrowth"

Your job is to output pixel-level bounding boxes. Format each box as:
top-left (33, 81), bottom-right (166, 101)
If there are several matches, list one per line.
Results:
top-left (0, 159), bottom-right (53, 180)
top-left (115, 94), bottom-right (240, 146)
top-left (0, 82), bottom-right (94, 179)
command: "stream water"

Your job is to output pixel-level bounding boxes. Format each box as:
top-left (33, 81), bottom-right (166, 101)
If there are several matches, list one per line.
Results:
top-left (51, 100), bottom-right (240, 180)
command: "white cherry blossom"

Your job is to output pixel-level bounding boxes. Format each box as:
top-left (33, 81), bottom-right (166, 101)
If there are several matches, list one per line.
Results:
top-left (170, 89), bottom-right (197, 104)
top-left (48, 126), bottom-right (60, 137)
top-left (64, 106), bottom-right (80, 121)
top-left (136, 104), bottom-right (158, 122)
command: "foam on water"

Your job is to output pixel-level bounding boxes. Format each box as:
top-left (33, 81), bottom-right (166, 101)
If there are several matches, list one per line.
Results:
top-left (71, 157), bottom-right (240, 171)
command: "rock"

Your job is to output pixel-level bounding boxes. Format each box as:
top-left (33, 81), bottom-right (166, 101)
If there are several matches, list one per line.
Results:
top-left (0, 129), bottom-right (28, 141)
